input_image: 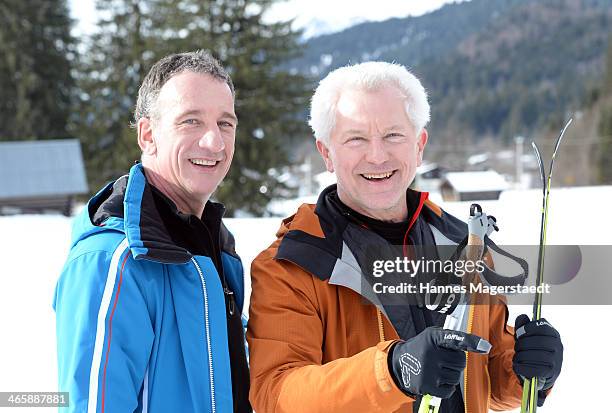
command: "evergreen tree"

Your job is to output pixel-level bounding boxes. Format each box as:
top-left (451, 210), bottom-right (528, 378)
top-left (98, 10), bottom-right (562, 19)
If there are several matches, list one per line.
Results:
top-left (598, 104), bottom-right (612, 184)
top-left (598, 35), bottom-right (612, 184)
top-left (73, 0), bottom-right (155, 190)
top-left (159, 0), bottom-right (311, 216)
top-left (0, 0), bottom-right (74, 140)
top-left (76, 0), bottom-right (311, 215)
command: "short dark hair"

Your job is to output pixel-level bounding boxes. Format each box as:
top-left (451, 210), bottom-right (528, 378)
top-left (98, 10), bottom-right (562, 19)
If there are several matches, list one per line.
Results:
top-left (133, 50), bottom-right (234, 124)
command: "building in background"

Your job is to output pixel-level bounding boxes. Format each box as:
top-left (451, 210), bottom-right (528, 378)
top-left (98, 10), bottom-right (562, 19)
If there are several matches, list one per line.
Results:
top-left (440, 170), bottom-right (509, 202)
top-left (413, 162), bottom-right (447, 194)
top-left (0, 139), bottom-right (88, 216)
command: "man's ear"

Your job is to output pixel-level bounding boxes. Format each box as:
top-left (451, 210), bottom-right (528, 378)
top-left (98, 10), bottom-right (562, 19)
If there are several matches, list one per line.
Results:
top-left (316, 139), bottom-right (334, 173)
top-left (137, 117), bottom-right (156, 156)
top-left (416, 128), bottom-right (428, 166)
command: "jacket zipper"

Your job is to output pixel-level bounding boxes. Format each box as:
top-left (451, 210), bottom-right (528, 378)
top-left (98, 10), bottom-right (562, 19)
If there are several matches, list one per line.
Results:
top-left (464, 303), bottom-right (476, 413)
top-left (191, 258), bottom-right (217, 413)
top-left (376, 308), bottom-right (385, 341)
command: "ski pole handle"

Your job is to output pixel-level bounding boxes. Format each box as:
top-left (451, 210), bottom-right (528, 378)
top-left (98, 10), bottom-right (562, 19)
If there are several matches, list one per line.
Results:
top-left (466, 203), bottom-right (498, 264)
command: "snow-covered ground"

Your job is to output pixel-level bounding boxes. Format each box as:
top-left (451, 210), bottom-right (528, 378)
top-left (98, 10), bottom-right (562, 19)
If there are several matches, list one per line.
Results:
top-left (1, 186), bottom-right (611, 412)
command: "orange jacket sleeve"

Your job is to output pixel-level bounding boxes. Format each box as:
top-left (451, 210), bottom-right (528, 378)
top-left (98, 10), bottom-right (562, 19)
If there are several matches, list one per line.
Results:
top-left (247, 249), bottom-right (412, 413)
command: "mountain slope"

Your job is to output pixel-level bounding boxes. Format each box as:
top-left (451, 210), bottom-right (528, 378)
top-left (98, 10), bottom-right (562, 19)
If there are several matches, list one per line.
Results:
top-left (294, 0), bottom-right (612, 142)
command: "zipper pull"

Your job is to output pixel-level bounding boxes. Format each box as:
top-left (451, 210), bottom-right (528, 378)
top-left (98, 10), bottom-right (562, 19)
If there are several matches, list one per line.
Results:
top-left (224, 287), bottom-right (235, 316)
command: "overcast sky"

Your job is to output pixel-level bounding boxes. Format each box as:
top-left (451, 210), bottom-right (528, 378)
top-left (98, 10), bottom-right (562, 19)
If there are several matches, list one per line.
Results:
top-left (69, 0), bottom-right (464, 38)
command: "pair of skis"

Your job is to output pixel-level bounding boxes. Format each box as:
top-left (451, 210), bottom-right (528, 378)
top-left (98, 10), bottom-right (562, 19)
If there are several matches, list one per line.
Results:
top-left (520, 118), bottom-right (573, 413)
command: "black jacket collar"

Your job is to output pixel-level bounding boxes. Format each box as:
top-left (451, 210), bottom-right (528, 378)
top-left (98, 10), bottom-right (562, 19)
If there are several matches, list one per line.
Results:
top-left (88, 167), bottom-right (237, 264)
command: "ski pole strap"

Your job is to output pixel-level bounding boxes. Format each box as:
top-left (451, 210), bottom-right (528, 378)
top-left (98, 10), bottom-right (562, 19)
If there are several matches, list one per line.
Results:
top-left (483, 238), bottom-right (529, 287)
top-left (451, 236), bottom-right (529, 288)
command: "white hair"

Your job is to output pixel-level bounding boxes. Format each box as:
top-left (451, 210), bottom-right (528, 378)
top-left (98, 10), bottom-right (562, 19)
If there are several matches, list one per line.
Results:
top-left (308, 61), bottom-right (430, 143)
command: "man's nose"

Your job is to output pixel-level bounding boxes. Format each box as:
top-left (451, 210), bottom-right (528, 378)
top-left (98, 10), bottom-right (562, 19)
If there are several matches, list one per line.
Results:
top-left (199, 127), bottom-right (225, 153)
top-left (365, 138), bottom-right (390, 164)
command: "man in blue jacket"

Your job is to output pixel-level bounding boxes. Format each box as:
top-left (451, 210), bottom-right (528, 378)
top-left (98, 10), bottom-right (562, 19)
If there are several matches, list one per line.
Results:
top-left (54, 50), bottom-right (251, 412)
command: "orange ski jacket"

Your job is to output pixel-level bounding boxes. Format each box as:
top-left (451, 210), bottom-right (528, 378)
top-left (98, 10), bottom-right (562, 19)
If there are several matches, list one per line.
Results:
top-left (247, 187), bottom-right (524, 413)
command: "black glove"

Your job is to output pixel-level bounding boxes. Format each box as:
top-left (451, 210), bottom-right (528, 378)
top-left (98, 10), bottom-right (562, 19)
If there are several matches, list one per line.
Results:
top-left (513, 314), bottom-right (563, 406)
top-left (388, 327), bottom-right (491, 399)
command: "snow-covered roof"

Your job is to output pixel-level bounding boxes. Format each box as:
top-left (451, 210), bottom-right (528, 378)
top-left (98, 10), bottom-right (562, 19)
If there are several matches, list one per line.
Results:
top-left (0, 139), bottom-right (88, 199)
top-left (443, 170), bottom-right (509, 193)
top-left (417, 162), bottom-right (439, 174)
top-left (467, 153), bottom-right (488, 166)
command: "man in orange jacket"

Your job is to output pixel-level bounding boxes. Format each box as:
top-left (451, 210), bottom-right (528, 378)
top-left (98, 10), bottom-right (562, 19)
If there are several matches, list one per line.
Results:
top-left (247, 62), bottom-right (563, 412)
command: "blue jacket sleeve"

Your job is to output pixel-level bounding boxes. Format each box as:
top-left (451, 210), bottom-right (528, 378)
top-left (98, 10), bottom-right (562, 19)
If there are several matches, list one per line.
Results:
top-left (54, 243), bottom-right (154, 412)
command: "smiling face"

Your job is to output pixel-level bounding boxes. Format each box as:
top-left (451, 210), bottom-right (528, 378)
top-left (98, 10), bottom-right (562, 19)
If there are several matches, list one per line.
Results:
top-left (316, 85), bottom-right (428, 222)
top-left (138, 71), bottom-right (237, 216)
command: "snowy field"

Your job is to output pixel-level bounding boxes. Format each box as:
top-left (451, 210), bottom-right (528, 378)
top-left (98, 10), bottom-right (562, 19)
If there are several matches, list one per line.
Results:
top-left (1, 186), bottom-right (611, 412)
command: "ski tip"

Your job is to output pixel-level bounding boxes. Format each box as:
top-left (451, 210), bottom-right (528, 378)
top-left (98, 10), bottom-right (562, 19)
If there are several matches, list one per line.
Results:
top-left (552, 118), bottom-right (573, 156)
top-left (531, 142), bottom-right (545, 186)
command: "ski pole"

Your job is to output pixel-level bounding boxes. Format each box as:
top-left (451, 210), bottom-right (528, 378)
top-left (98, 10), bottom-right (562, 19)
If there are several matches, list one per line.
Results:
top-left (418, 204), bottom-right (496, 413)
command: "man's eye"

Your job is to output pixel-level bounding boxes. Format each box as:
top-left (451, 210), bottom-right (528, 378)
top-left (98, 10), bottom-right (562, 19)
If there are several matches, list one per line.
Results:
top-left (181, 119), bottom-right (198, 125)
top-left (219, 121), bottom-right (234, 129)
top-left (386, 133), bottom-right (405, 140)
top-left (347, 136), bottom-right (365, 142)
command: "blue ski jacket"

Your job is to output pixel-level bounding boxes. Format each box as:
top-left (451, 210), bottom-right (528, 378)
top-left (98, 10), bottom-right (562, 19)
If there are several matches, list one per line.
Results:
top-left (54, 163), bottom-right (245, 412)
